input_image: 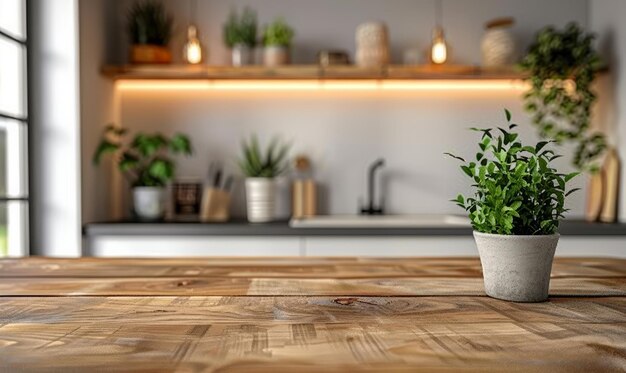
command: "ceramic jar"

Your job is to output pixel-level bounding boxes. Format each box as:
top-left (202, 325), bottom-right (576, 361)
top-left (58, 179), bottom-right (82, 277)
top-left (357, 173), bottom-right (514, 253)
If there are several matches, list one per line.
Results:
top-left (263, 45), bottom-right (290, 66)
top-left (232, 44), bottom-right (254, 66)
top-left (245, 178), bottom-right (276, 223)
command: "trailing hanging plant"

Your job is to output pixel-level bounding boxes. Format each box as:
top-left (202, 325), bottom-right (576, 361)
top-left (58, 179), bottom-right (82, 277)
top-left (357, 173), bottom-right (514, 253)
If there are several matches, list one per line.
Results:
top-left (519, 23), bottom-right (605, 173)
top-left (127, 0), bottom-right (173, 46)
top-left (446, 109), bottom-right (579, 235)
top-left (223, 7), bottom-right (258, 48)
top-left (238, 135), bottom-right (290, 178)
top-left (93, 125), bottom-right (192, 187)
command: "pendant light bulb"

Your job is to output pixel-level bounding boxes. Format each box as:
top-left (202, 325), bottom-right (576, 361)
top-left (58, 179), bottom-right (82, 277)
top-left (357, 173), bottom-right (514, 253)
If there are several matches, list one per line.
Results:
top-left (431, 26), bottom-right (447, 64)
top-left (183, 25), bottom-right (203, 64)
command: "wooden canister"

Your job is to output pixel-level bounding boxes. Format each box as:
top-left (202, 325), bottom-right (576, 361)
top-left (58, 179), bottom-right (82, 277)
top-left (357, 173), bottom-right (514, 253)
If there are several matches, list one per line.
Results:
top-left (293, 179), bottom-right (317, 218)
top-left (200, 187), bottom-right (231, 222)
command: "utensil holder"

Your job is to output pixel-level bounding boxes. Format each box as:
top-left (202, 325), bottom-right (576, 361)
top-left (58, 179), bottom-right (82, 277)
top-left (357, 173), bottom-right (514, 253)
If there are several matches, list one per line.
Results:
top-left (200, 188), bottom-right (231, 222)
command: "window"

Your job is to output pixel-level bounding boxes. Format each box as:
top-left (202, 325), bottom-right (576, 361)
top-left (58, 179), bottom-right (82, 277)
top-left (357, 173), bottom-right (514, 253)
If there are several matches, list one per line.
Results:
top-left (0, 0), bottom-right (28, 257)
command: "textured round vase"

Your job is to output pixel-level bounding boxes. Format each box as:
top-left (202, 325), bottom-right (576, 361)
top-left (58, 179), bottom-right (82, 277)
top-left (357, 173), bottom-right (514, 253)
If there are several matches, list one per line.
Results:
top-left (355, 22), bottom-right (390, 67)
top-left (481, 24), bottom-right (516, 67)
top-left (245, 178), bottom-right (276, 223)
top-left (473, 231), bottom-right (559, 302)
top-left (133, 187), bottom-right (166, 220)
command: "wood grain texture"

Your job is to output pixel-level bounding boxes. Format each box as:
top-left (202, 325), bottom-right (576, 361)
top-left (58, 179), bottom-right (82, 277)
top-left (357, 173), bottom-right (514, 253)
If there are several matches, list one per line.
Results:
top-left (0, 257), bottom-right (624, 372)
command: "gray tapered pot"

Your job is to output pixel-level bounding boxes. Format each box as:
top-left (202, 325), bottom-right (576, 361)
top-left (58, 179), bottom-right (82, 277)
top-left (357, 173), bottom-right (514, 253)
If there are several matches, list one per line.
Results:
top-left (473, 231), bottom-right (559, 302)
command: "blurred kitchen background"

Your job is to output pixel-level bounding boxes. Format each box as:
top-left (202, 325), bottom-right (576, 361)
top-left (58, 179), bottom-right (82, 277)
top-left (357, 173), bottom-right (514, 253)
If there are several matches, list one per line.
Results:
top-left (2, 0), bottom-right (625, 258)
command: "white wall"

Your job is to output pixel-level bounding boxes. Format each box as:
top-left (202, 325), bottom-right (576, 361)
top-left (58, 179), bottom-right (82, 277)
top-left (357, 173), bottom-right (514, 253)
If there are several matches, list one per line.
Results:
top-left (590, 0), bottom-right (626, 222)
top-left (30, 0), bottom-right (82, 256)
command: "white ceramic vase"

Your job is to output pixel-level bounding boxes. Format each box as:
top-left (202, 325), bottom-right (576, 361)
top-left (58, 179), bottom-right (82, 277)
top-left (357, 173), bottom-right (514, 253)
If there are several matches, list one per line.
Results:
top-left (245, 178), bottom-right (276, 223)
top-left (355, 22), bottom-right (390, 67)
top-left (232, 44), bottom-right (254, 66)
top-left (133, 187), bottom-right (166, 220)
top-left (473, 231), bottom-right (559, 302)
top-left (264, 46), bottom-right (290, 66)
top-left (481, 26), bottom-right (516, 67)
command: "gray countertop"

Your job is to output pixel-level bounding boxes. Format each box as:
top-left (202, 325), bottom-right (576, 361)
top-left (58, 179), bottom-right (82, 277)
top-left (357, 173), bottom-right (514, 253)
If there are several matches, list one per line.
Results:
top-left (84, 219), bottom-right (626, 237)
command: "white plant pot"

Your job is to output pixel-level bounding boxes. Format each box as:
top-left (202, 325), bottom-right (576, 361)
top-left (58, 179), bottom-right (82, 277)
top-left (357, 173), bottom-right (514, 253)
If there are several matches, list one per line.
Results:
top-left (245, 178), bottom-right (276, 223)
top-left (263, 46), bottom-right (290, 66)
top-left (474, 231), bottom-right (559, 302)
top-left (232, 44), bottom-right (254, 66)
top-left (133, 187), bottom-right (166, 220)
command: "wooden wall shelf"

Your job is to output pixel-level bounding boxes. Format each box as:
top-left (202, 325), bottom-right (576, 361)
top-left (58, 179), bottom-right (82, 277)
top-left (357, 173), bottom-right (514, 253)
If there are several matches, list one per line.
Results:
top-left (102, 64), bottom-right (527, 81)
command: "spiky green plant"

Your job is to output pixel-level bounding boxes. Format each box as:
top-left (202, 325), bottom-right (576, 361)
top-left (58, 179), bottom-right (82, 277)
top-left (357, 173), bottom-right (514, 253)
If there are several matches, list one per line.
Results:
top-left (93, 125), bottom-right (192, 187)
top-left (238, 135), bottom-right (290, 178)
top-left (262, 18), bottom-right (295, 47)
top-left (223, 7), bottom-right (258, 48)
top-left (127, 0), bottom-right (173, 46)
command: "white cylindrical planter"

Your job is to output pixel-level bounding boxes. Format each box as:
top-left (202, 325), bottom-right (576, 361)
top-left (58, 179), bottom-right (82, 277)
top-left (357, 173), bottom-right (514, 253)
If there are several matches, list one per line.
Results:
top-left (232, 44), bottom-right (254, 66)
top-left (133, 187), bottom-right (166, 220)
top-left (245, 178), bottom-right (276, 223)
top-left (263, 46), bottom-right (290, 66)
top-left (474, 232), bottom-right (559, 302)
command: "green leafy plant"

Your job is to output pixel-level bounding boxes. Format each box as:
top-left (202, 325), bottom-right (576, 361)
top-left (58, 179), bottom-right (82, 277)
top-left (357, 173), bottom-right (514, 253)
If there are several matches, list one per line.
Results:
top-left (127, 0), bottom-right (173, 46)
top-left (93, 125), bottom-right (192, 187)
top-left (519, 22), bottom-right (605, 172)
top-left (238, 135), bottom-right (290, 178)
top-left (223, 7), bottom-right (258, 48)
top-left (446, 110), bottom-right (579, 235)
top-left (262, 18), bottom-right (295, 47)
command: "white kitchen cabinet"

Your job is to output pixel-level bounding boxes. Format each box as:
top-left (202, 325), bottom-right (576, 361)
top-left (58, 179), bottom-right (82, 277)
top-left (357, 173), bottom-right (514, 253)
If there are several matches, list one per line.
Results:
top-left (303, 236), bottom-right (626, 258)
top-left (303, 237), bottom-right (477, 257)
top-left (87, 236), bottom-right (303, 257)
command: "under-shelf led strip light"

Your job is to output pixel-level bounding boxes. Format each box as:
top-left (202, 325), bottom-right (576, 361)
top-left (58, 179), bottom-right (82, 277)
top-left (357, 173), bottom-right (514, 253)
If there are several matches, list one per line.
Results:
top-left (115, 79), bottom-right (530, 91)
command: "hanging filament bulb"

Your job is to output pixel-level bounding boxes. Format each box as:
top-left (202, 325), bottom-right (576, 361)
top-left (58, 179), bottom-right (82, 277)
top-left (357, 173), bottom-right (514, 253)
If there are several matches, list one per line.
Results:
top-left (430, 0), bottom-right (448, 65)
top-left (183, 25), bottom-right (203, 64)
top-left (431, 26), bottom-right (447, 64)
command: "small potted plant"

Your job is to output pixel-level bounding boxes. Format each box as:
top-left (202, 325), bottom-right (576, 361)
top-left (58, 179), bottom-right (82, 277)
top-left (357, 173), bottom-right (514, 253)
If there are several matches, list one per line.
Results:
top-left (93, 125), bottom-right (192, 220)
top-left (127, 0), bottom-right (173, 64)
top-left (223, 7), bottom-right (257, 66)
top-left (238, 135), bottom-right (290, 223)
top-left (262, 18), bottom-right (295, 66)
top-left (446, 110), bottom-right (578, 302)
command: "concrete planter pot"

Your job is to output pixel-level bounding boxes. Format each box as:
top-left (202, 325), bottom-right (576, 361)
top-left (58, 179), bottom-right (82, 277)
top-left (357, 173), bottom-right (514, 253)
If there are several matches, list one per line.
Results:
top-left (245, 178), bottom-right (276, 223)
top-left (473, 231), bottom-right (559, 302)
top-left (133, 187), bottom-right (166, 220)
top-left (263, 46), bottom-right (290, 66)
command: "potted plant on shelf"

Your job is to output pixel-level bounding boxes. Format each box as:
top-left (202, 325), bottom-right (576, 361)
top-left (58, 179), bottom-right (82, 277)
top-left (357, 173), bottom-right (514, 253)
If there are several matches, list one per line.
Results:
top-left (93, 125), bottom-right (192, 220)
top-left (223, 7), bottom-right (257, 66)
top-left (238, 135), bottom-right (290, 223)
top-left (262, 18), bottom-right (295, 66)
top-left (446, 109), bottom-right (578, 302)
top-left (127, 0), bottom-right (174, 64)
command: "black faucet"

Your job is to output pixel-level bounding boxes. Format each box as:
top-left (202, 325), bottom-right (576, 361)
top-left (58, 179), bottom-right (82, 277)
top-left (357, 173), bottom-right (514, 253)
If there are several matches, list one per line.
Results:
top-left (360, 158), bottom-right (385, 215)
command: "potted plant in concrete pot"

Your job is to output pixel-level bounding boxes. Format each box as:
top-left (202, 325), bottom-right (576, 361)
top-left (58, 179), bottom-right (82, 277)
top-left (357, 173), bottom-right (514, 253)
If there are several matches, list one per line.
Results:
top-left (223, 7), bottom-right (257, 66)
top-left (446, 110), bottom-right (579, 302)
top-left (262, 18), bottom-right (295, 66)
top-left (127, 0), bottom-right (173, 64)
top-left (238, 135), bottom-right (289, 223)
top-left (93, 125), bottom-right (192, 220)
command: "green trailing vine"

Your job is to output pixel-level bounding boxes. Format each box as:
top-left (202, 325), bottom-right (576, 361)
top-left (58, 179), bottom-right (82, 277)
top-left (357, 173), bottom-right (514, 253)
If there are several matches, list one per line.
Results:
top-left (519, 23), bottom-right (605, 173)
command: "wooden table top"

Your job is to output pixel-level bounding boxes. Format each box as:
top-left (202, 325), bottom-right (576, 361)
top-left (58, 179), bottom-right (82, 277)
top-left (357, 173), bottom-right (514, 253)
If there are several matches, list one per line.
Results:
top-left (0, 257), bottom-right (624, 372)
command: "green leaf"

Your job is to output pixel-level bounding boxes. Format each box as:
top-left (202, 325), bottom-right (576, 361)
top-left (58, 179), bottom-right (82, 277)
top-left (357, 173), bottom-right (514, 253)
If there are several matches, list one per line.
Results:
top-left (93, 140), bottom-right (119, 165)
top-left (564, 172), bottom-right (579, 183)
top-left (169, 134), bottom-right (192, 155)
top-left (504, 109), bottom-right (511, 122)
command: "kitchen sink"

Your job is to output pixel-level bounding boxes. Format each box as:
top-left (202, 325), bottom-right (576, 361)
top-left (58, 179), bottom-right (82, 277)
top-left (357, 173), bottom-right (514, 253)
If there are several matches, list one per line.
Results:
top-left (289, 214), bottom-right (470, 228)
